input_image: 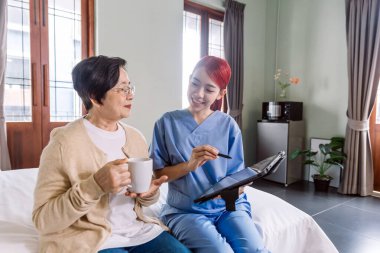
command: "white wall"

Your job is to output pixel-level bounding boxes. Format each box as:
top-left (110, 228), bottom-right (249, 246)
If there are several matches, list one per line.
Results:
top-left (240, 0), bottom-right (270, 166)
top-left (274, 0), bottom-right (348, 141)
top-left (95, 0), bottom-right (348, 168)
top-left (95, 0), bottom-right (183, 141)
top-left (95, 0), bottom-right (268, 166)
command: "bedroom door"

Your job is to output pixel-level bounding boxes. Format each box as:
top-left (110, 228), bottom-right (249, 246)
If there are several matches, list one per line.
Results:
top-left (370, 88), bottom-right (380, 192)
top-left (5, 0), bottom-right (93, 169)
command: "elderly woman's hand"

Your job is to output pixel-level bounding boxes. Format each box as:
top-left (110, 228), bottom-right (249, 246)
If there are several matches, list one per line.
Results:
top-left (94, 158), bottom-right (131, 194)
top-left (125, 175), bottom-right (168, 198)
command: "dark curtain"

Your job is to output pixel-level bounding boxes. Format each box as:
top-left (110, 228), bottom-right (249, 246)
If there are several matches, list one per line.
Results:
top-left (339, 0), bottom-right (380, 195)
top-left (0, 0), bottom-right (11, 170)
top-left (224, 0), bottom-right (245, 128)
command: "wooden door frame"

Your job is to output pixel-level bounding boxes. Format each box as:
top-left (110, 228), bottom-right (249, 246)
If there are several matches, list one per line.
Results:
top-left (41, 0), bottom-right (95, 148)
top-left (6, 0), bottom-right (94, 169)
top-left (7, 0), bottom-right (43, 169)
top-left (370, 96), bottom-right (380, 192)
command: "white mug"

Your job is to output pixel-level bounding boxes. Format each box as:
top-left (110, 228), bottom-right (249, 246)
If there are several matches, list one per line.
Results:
top-left (127, 158), bottom-right (153, 193)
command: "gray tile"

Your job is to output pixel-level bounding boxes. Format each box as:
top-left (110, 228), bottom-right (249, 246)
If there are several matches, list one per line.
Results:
top-left (254, 179), bottom-right (318, 194)
top-left (286, 181), bottom-right (349, 198)
top-left (267, 186), bottom-right (353, 216)
top-left (344, 196), bottom-right (380, 214)
top-left (314, 216), bottom-right (380, 253)
top-left (286, 180), bottom-right (317, 192)
top-left (270, 189), bottom-right (342, 215)
top-left (251, 179), bottom-right (285, 195)
top-left (316, 204), bottom-right (380, 241)
top-left (253, 178), bottom-right (380, 253)
top-left (254, 180), bottom-right (355, 215)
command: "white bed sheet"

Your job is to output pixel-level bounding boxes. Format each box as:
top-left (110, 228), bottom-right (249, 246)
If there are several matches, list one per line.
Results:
top-left (0, 168), bottom-right (338, 253)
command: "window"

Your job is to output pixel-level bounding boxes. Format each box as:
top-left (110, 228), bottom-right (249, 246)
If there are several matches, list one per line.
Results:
top-left (48, 0), bottom-right (84, 122)
top-left (5, 0), bottom-right (93, 168)
top-left (209, 18), bottom-right (224, 58)
top-left (5, 0), bottom-right (88, 122)
top-left (6, 0), bottom-right (32, 122)
top-left (182, 0), bottom-right (224, 108)
top-left (372, 81), bottom-right (380, 191)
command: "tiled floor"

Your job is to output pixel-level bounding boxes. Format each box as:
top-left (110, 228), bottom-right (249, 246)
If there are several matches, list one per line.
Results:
top-left (252, 179), bottom-right (380, 253)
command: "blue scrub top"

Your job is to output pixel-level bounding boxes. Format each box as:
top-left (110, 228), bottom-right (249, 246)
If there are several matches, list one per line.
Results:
top-left (150, 109), bottom-right (251, 217)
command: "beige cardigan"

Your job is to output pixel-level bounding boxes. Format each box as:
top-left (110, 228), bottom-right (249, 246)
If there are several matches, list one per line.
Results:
top-left (32, 119), bottom-right (160, 253)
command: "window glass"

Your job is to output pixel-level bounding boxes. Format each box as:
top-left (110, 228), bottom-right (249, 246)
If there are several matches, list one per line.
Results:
top-left (208, 18), bottom-right (224, 58)
top-left (5, 0), bottom-right (32, 122)
top-left (48, 0), bottom-right (82, 121)
top-left (182, 11), bottom-right (201, 108)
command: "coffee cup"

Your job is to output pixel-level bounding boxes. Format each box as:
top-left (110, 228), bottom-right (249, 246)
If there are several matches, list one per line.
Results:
top-left (127, 158), bottom-right (153, 193)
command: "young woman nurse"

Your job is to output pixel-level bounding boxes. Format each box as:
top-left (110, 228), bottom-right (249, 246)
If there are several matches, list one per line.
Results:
top-left (150, 56), bottom-right (269, 253)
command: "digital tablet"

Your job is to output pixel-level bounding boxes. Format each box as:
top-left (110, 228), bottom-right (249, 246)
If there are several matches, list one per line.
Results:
top-left (193, 151), bottom-right (286, 204)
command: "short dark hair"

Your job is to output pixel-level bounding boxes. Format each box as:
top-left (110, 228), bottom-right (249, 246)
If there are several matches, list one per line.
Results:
top-left (72, 55), bottom-right (127, 111)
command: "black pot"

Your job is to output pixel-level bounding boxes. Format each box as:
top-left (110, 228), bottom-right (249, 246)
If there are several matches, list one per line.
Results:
top-left (312, 176), bottom-right (332, 192)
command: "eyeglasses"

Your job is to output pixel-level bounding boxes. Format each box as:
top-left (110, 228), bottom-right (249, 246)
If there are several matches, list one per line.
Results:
top-left (112, 85), bottom-right (136, 96)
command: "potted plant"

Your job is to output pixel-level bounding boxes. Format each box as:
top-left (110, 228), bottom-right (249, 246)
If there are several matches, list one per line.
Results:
top-left (290, 137), bottom-right (346, 192)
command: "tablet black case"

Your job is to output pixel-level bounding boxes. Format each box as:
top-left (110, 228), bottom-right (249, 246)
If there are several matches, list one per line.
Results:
top-left (193, 151), bottom-right (286, 211)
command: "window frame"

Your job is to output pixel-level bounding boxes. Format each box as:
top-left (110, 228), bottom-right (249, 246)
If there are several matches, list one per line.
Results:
top-left (6, 0), bottom-right (94, 168)
top-left (183, 0), bottom-right (227, 112)
top-left (370, 86), bottom-right (380, 191)
top-left (184, 0), bottom-right (224, 57)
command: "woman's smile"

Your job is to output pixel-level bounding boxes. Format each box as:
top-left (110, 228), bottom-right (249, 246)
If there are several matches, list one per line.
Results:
top-left (191, 97), bottom-right (206, 105)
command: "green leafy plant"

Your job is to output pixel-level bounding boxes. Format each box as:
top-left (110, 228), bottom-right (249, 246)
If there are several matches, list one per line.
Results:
top-left (290, 137), bottom-right (346, 180)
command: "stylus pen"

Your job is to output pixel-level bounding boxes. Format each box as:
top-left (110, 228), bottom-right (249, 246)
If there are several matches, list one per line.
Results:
top-left (218, 153), bottom-right (232, 159)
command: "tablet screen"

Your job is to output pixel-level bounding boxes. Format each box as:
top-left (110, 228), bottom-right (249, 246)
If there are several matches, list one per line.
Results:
top-left (194, 151), bottom-right (286, 203)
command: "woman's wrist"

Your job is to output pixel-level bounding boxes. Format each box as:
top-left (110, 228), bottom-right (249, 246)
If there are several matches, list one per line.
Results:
top-left (184, 161), bottom-right (193, 173)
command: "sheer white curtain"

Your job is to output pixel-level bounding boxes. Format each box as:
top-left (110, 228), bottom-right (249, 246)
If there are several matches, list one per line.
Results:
top-left (0, 0), bottom-right (11, 170)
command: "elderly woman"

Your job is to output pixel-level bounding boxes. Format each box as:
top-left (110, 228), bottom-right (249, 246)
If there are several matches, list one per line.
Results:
top-left (32, 55), bottom-right (190, 253)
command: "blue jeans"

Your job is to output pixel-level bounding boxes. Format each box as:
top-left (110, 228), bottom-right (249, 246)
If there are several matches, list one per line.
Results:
top-left (163, 210), bottom-right (270, 253)
top-left (98, 231), bottom-right (191, 253)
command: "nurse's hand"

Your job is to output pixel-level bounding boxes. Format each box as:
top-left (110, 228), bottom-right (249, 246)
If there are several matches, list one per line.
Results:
top-left (94, 158), bottom-right (131, 194)
top-left (237, 184), bottom-right (253, 194)
top-left (214, 184), bottom-right (251, 199)
top-left (187, 145), bottom-right (219, 171)
top-left (125, 175), bottom-right (168, 198)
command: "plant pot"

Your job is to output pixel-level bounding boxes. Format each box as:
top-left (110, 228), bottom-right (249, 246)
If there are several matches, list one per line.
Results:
top-left (312, 175), bottom-right (332, 192)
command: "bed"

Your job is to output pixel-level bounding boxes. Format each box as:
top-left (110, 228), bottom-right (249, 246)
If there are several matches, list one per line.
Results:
top-left (0, 168), bottom-right (338, 253)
